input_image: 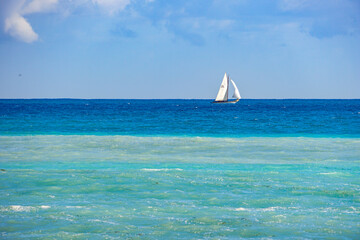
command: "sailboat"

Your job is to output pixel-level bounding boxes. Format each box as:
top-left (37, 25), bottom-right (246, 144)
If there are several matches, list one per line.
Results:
top-left (212, 73), bottom-right (241, 103)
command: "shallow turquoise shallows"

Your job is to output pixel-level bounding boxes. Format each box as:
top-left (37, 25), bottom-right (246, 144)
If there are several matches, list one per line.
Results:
top-left (0, 100), bottom-right (359, 239)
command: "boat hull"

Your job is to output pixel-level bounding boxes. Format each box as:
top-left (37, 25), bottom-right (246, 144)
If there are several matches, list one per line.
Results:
top-left (212, 99), bottom-right (240, 104)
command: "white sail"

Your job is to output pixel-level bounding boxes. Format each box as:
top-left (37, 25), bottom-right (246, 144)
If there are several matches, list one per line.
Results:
top-left (231, 79), bottom-right (241, 99)
top-left (215, 73), bottom-right (229, 102)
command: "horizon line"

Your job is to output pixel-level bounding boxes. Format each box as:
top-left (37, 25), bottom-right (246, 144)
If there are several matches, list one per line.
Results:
top-left (0, 98), bottom-right (359, 100)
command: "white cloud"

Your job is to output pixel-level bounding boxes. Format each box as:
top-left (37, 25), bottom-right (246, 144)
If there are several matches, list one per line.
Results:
top-left (2, 0), bottom-right (58, 43)
top-left (4, 13), bottom-right (38, 43)
top-left (1, 0), bottom-right (158, 43)
top-left (92, 0), bottom-right (131, 15)
top-left (2, 0), bottom-right (134, 43)
top-left (21, 0), bottom-right (58, 15)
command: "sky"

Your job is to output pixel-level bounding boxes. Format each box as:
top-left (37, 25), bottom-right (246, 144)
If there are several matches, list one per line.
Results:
top-left (0, 0), bottom-right (359, 99)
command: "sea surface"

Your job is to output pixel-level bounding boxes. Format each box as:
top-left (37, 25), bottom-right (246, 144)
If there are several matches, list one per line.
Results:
top-left (0, 99), bottom-right (359, 239)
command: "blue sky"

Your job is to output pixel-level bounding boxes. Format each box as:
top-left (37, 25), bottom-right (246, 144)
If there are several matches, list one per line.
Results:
top-left (0, 0), bottom-right (359, 99)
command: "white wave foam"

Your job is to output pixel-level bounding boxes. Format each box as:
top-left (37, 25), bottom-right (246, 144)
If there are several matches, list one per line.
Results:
top-left (10, 205), bottom-right (34, 212)
top-left (261, 207), bottom-right (286, 212)
top-left (234, 206), bottom-right (288, 212)
top-left (235, 207), bottom-right (248, 211)
top-left (65, 206), bottom-right (84, 209)
top-left (88, 219), bottom-right (116, 225)
top-left (1, 205), bottom-right (52, 212)
top-left (141, 168), bottom-right (183, 172)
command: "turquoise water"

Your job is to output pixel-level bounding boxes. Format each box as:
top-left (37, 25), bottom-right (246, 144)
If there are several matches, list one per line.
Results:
top-left (0, 100), bottom-right (360, 238)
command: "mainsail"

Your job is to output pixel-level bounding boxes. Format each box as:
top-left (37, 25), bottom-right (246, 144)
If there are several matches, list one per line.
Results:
top-left (231, 79), bottom-right (241, 99)
top-left (215, 73), bottom-right (229, 102)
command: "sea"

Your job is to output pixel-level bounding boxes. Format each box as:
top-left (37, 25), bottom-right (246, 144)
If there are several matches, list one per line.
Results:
top-left (0, 99), bottom-right (359, 239)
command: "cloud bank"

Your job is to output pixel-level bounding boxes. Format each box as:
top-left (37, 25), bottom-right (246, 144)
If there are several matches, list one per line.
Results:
top-left (1, 0), bottom-right (359, 44)
top-left (1, 0), bottom-right (132, 43)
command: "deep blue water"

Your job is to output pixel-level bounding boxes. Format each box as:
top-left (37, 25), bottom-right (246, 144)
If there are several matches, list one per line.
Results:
top-left (0, 99), bottom-right (359, 136)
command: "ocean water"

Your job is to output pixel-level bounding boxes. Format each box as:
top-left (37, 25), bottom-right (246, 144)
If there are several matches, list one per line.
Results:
top-left (0, 99), bottom-right (359, 239)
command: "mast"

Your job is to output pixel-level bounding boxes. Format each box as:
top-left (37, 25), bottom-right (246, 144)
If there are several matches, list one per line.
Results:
top-left (226, 74), bottom-right (229, 101)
